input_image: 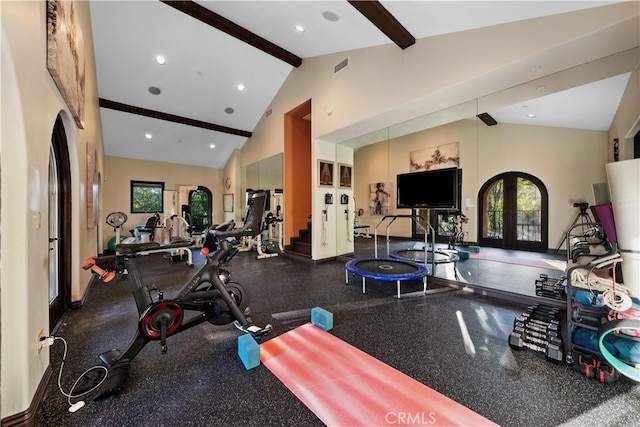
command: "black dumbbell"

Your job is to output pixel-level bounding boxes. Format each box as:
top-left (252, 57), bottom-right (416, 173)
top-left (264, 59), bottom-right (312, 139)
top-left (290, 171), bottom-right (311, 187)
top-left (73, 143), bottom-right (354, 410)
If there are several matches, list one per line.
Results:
top-left (545, 344), bottom-right (564, 364)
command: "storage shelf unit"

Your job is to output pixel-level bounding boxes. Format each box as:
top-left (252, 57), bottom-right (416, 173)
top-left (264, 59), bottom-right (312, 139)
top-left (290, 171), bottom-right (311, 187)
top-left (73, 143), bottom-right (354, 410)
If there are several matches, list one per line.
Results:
top-left (564, 222), bottom-right (639, 367)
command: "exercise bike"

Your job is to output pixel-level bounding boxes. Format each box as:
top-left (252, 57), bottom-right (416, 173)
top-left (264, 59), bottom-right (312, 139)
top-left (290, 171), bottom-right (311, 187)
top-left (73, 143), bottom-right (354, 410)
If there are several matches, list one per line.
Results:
top-left (446, 213), bottom-right (468, 249)
top-left (83, 191), bottom-right (272, 400)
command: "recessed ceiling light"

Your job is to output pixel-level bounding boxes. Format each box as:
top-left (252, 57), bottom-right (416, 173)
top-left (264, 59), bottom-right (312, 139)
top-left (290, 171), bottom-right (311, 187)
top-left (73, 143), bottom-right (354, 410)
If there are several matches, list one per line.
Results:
top-left (225, 107), bottom-right (234, 114)
top-left (209, 144), bottom-right (215, 149)
top-left (145, 133), bottom-right (153, 139)
top-left (155, 55), bottom-right (166, 65)
top-left (527, 114), bottom-right (537, 118)
top-left (148, 86), bottom-right (162, 95)
top-left (236, 83), bottom-right (245, 92)
top-left (322, 11), bottom-right (339, 22)
top-left (295, 24), bottom-right (305, 32)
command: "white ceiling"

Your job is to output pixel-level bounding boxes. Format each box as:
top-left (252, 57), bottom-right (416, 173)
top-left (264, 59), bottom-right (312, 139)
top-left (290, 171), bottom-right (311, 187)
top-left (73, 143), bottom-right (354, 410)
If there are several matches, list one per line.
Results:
top-left (90, 1), bottom-right (629, 168)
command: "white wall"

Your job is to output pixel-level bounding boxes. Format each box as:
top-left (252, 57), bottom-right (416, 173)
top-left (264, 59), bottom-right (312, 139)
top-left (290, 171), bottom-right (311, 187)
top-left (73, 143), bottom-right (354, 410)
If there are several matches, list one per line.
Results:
top-left (354, 120), bottom-right (609, 247)
top-left (103, 156), bottom-right (223, 247)
top-left (240, 2), bottom-right (639, 260)
top-left (1, 1), bottom-right (103, 418)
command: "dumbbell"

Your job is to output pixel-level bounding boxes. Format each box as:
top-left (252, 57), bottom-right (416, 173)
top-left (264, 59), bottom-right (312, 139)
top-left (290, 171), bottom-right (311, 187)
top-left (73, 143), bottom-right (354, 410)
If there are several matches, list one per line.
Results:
top-left (517, 318), bottom-right (562, 342)
top-left (525, 307), bottom-right (560, 323)
top-left (508, 330), bottom-right (564, 364)
top-left (515, 325), bottom-right (563, 348)
top-left (82, 256), bottom-right (116, 282)
top-left (511, 324), bottom-right (562, 348)
top-left (571, 306), bottom-right (604, 328)
top-left (545, 344), bottom-right (564, 364)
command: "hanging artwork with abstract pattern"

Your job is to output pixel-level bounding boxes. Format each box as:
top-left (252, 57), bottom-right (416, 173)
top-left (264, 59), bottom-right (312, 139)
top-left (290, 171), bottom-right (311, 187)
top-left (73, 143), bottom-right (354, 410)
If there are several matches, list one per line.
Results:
top-left (410, 142), bottom-right (459, 171)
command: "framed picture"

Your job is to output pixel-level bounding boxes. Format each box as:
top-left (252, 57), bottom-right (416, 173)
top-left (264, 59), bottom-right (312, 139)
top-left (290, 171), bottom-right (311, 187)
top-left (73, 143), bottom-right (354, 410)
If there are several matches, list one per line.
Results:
top-left (47, 0), bottom-right (86, 129)
top-left (338, 163), bottom-right (352, 188)
top-left (86, 141), bottom-right (98, 227)
top-left (223, 193), bottom-right (234, 212)
top-left (369, 182), bottom-right (392, 215)
top-left (318, 160), bottom-right (334, 187)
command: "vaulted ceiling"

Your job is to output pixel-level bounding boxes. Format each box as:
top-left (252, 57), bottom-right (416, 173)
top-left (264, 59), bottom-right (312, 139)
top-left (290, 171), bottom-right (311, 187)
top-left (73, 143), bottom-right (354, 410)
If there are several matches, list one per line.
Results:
top-left (90, 1), bottom-right (633, 168)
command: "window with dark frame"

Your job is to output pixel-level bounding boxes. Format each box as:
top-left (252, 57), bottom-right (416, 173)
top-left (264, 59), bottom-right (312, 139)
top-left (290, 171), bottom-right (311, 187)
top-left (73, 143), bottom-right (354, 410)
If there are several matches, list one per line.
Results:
top-left (130, 180), bottom-right (164, 213)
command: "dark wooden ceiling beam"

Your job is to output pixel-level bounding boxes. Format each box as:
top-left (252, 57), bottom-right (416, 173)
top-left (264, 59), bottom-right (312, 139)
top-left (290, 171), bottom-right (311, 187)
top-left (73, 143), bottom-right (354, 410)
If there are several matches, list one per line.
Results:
top-left (477, 112), bottom-right (498, 126)
top-left (99, 98), bottom-right (252, 138)
top-left (159, 0), bottom-right (302, 67)
top-left (348, 1), bottom-right (415, 50)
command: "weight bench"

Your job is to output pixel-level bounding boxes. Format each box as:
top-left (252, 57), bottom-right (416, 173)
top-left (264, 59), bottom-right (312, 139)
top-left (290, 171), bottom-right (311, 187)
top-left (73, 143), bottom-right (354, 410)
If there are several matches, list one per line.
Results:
top-left (116, 241), bottom-right (194, 267)
top-left (354, 225), bottom-right (371, 238)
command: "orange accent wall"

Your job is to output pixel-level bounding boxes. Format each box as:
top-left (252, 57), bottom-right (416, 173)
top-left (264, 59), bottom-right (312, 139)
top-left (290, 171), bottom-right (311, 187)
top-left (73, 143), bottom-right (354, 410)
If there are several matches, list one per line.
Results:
top-left (284, 99), bottom-right (312, 243)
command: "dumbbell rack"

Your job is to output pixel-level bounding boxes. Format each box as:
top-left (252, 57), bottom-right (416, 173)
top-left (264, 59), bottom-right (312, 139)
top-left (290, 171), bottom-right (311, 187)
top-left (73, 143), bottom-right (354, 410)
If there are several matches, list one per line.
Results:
top-left (508, 304), bottom-right (564, 364)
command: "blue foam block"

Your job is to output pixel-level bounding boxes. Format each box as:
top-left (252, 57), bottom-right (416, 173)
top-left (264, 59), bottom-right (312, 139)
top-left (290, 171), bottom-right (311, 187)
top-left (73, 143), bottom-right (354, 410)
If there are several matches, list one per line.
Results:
top-left (458, 250), bottom-right (470, 259)
top-left (238, 334), bottom-right (260, 370)
top-left (468, 245), bottom-right (480, 253)
top-left (311, 307), bottom-right (333, 331)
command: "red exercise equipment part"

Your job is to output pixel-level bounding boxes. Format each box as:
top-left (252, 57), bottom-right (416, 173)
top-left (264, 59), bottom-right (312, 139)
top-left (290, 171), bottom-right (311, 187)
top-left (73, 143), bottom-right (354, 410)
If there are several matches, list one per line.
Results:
top-left (82, 256), bottom-right (116, 282)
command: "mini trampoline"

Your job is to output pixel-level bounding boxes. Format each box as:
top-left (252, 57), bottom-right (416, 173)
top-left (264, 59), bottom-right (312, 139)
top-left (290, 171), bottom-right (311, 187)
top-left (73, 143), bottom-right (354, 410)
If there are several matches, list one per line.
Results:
top-left (345, 258), bottom-right (429, 298)
top-left (391, 248), bottom-right (460, 280)
top-left (344, 215), bottom-right (433, 298)
top-left (391, 249), bottom-right (460, 267)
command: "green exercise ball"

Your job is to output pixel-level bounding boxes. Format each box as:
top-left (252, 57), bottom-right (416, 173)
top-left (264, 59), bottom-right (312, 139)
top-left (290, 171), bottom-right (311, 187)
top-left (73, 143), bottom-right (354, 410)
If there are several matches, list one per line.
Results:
top-left (107, 235), bottom-right (127, 253)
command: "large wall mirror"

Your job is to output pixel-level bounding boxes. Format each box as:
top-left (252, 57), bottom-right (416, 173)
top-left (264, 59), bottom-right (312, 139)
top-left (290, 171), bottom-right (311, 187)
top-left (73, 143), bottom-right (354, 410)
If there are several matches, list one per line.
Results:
top-left (343, 50), bottom-right (635, 299)
top-left (241, 153), bottom-right (283, 219)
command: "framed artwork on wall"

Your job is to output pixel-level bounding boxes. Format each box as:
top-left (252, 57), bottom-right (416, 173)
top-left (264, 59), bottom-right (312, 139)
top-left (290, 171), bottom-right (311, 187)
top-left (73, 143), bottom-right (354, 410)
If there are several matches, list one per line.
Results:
top-left (318, 160), bottom-right (334, 187)
top-left (338, 163), bottom-right (352, 189)
top-left (223, 194), bottom-right (234, 212)
top-left (86, 141), bottom-right (98, 227)
top-left (47, 0), bottom-right (86, 129)
top-left (410, 141), bottom-right (459, 171)
top-left (369, 182), bottom-right (392, 215)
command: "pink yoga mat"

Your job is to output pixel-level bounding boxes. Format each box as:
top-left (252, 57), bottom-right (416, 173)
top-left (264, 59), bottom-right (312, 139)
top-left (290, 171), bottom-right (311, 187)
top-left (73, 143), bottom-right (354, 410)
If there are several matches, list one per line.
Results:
top-left (260, 323), bottom-right (499, 427)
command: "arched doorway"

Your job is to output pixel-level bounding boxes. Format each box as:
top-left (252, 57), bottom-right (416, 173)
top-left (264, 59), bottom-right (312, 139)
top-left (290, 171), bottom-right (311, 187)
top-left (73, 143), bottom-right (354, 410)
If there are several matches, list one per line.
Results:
top-left (478, 172), bottom-right (548, 251)
top-left (189, 186), bottom-right (212, 231)
top-left (49, 115), bottom-right (72, 331)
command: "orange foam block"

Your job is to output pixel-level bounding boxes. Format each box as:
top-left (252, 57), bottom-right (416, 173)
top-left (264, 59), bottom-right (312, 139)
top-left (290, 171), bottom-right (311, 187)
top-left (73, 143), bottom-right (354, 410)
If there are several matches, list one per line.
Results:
top-left (260, 323), bottom-right (498, 427)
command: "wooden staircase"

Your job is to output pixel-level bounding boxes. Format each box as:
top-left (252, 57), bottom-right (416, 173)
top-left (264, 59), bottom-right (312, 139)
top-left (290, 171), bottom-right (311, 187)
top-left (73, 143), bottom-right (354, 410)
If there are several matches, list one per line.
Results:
top-left (285, 222), bottom-right (312, 258)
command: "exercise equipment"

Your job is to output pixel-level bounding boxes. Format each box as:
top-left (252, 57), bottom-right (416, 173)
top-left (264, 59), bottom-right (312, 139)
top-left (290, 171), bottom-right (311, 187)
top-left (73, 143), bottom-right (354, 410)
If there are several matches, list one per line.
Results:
top-left (508, 304), bottom-right (564, 363)
top-left (390, 248), bottom-right (460, 277)
top-left (345, 215), bottom-right (431, 298)
top-left (129, 213), bottom-right (160, 241)
top-left (535, 273), bottom-right (567, 301)
top-left (445, 213), bottom-right (468, 249)
top-left (572, 351), bottom-right (618, 383)
top-left (200, 219), bottom-right (236, 255)
top-left (257, 213), bottom-right (282, 259)
top-left (352, 198), bottom-right (370, 238)
top-left (105, 212), bottom-right (128, 253)
top-left (260, 323), bottom-right (499, 427)
top-left (556, 202), bottom-right (597, 252)
top-left (85, 191), bottom-right (273, 399)
top-left (597, 319), bottom-right (640, 382)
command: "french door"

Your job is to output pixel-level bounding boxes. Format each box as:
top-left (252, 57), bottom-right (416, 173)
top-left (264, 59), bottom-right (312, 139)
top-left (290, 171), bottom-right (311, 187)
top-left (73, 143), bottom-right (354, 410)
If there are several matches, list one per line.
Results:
top-left (478, 172), bottom-right (548, 251)
top-left (49, 116), bottom-right (72, 331)
top-left (189, 186), bottom-right (212, 231)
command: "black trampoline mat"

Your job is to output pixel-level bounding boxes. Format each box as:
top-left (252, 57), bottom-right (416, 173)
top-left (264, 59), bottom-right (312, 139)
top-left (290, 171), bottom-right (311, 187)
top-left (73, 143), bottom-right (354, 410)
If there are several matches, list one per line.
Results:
top-left (392, 249), bottom-right (459, 264)
top-left (354, 259), bottom-right (420, 274)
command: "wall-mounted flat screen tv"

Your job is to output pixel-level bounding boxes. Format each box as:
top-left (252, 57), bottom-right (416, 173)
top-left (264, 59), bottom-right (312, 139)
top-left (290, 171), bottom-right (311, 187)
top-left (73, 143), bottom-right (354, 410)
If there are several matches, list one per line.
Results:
top-left (396, 167), bottom-right (460, 210)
